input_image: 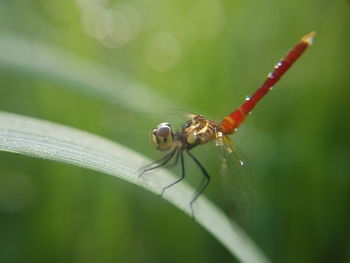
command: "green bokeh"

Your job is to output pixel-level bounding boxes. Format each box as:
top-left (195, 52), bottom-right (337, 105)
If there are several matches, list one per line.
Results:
top-left (0, 0), bottom-right (349, 262)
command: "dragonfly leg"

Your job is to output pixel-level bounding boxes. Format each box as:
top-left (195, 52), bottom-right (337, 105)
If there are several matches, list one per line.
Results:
top-left (187, 150), bottom-right (211, 218)
top-left (138, 149), bottom-right (177, 177)
top-left (160, 150), bottom-right (185, 197)
top-left (166, 148), bottom-right (181, 168)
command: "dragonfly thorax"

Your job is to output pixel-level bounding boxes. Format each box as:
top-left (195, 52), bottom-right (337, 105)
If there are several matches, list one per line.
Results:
top-left (180, 115), bottom-right (220, 149)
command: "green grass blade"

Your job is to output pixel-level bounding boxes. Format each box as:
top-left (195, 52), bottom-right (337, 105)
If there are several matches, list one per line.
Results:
top-left (0, 111), bottom-right (270, 263)
top-left (0, 36), bottom-right (178, 114)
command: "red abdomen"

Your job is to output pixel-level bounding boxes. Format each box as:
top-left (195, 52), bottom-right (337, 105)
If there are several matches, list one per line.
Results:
top-left (221, 32), bottom-right (315, 134)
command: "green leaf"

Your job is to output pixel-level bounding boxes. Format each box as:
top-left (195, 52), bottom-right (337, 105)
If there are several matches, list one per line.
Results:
top-left (0, 36), bottom-right (179, 114)
top-left (0, 111), bottom-right (270, 263)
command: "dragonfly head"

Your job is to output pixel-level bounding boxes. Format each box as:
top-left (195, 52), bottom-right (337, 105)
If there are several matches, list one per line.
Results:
top-left (151, 122), bottom-right (175, 151)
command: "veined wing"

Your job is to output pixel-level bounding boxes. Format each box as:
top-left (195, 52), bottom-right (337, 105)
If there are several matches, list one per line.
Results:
top-left (216, 132), bottom-right (254, 226)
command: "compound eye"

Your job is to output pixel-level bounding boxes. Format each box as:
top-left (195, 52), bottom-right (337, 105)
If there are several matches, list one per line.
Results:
top-left (151, 122), bottom-right (174, 151)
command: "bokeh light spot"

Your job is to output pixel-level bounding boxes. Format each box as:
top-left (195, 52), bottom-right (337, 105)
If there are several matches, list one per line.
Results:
top-left (145, 32), bottom-right (182, 72)
top-left (77, 0), bottom-right (140, 48)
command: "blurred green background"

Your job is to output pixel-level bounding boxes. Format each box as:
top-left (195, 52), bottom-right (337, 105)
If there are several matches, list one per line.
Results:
top-left (0, 0), bottom-right (349, 262)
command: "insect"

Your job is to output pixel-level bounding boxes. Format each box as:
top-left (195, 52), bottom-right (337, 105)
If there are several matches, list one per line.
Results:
top-left (141, 32), bottom-right (315, 215)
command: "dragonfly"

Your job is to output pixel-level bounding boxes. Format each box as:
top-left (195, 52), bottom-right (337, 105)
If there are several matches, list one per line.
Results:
top-left (141, 32), bottom-right (315, 215)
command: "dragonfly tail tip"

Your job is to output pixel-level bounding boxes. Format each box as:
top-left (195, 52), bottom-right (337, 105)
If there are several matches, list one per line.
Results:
top-left (302, 31), bottom-right (316, 46)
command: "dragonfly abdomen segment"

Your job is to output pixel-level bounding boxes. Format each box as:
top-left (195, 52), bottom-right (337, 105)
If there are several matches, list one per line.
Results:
top-left (220, 32), bottom-right (315, 135)
top-left (221, 109), bottom-right (245, 134)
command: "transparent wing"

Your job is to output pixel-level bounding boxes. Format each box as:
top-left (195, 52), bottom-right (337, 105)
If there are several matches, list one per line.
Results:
top-left (216, 132), bottom-right (254, 226)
